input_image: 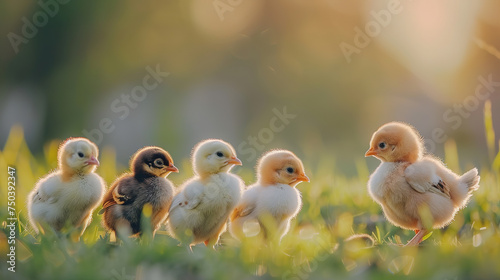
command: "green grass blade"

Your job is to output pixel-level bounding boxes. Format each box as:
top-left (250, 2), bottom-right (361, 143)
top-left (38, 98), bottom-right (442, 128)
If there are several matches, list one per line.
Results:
top-left (484, 100), bottom-right (496, 162)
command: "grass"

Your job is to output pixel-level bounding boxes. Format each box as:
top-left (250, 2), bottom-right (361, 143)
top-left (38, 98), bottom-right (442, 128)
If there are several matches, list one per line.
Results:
top-left (0, 103), bottom-right (499, 280)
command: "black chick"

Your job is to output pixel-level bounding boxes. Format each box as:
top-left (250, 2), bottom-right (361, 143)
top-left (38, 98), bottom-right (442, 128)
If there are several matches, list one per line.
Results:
top-left (100, 146), bottom-right (178, 237)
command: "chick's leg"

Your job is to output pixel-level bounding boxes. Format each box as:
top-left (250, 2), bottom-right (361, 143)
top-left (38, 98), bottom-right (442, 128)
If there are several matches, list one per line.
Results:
top-left (205, 223), bottom-right (227, 249)
top-left (71, 212), bottom-right (93, 242)
top-left (405, 229), bottom-right (428, 246)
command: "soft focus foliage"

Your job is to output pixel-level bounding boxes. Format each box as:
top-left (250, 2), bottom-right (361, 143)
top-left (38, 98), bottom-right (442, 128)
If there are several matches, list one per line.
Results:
top-left (1, 1), bottom-right (500, 175)
top-left (0, 105), bottom-right (499, 280)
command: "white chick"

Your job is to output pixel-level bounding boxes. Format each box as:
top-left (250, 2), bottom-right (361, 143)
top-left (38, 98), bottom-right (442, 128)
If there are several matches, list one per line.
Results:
top-left (365, 122), bottom-right (480, 246)
top-left (229, 150), bottom-right (309, 241)
top-left (28, 137), bottom-right (105, 239)
top-left (167, 139), bottom-right (244, 247)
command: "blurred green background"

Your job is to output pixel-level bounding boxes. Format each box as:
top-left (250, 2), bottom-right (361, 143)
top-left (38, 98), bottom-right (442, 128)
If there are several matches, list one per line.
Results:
top-left (1, 1), bottom-right (500, 279)
top-left (1, 0), bottom-right (499, 174)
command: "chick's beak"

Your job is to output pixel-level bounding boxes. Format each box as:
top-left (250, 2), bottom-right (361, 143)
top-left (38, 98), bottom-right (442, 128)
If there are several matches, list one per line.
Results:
top-left (165, 165), bottom-right (179, 173)
top-left (86, 156), bottom-right (100, 166)
top-left (365, 148), bottom-right (378, 157)
top-left (296, 173), bottom-right (310, 182)
top-left (227, 157), bottom-right (242, 166)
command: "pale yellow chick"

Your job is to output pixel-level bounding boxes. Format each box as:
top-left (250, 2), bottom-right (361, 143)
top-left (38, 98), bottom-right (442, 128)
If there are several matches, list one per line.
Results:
top-left (28, 138), bottom-right (105, 239)
top-left (365, 122), bottom-right (480, 246)
top-left (167, 139), bottom-right (244, 248)
top-left (229, 150), bottom-right (309, 242)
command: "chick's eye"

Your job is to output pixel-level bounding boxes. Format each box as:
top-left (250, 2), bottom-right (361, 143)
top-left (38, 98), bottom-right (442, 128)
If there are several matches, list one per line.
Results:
top-left (78, 152), bottom-right (84, 158)
top-left (154, 158), bottom-right (164, 167)
top-left (378, 142), bottom-right (386, 149)
top-left (286, 167), bottom-right (294, 174)
top-left (216, 152), bottom-right (224, 158)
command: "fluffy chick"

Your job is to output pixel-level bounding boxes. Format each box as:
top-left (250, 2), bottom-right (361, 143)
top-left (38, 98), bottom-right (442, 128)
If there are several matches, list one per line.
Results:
top-left (28, 138), bottom-right (105, 238)
top-left (167, 139), bottom-right (244, 248)
top-left (365, 122), bottom-right (480, 246)
top-left (229, 150), bottom-right (309, 241)
top-left (101, 147), bottom-right (178, 237)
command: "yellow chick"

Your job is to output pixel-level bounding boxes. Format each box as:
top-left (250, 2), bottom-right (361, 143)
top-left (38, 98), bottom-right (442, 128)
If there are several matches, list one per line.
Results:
top-left (229, 150), bottom-right (309, 241)
top-left (365, 122), bottom-right (480, 246)
top-left (28, 138), bottom-right (105, 239)
top-left (167, 139), bottom-right (244, 248)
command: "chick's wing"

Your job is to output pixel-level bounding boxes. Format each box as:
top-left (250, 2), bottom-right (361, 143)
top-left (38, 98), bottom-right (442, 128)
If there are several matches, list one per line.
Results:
top-left (230, 187), bottom-right (259, 221)
top-left (230, 204), bottom-right (255, 221)
top-left (101, 177), bottom-right (138, 211)
top-left (32, 175), bottom-right (61, 204)
top-left (178, 182), bottom-right (205, 210)
top-left (404, 159), bottom-right (451, 198)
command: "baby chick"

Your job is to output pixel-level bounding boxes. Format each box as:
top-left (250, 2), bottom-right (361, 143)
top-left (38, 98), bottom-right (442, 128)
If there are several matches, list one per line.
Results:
top-left (229, 150), bottom-right (309, 241)
top-left (100, 147), bottom-right (178, 237)
top-left (167, 139), bottom-right (244, 248)
top-left (28, 138), bottom-right (105, 239)
top-left (365, 122), bottom-right (480, 246)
